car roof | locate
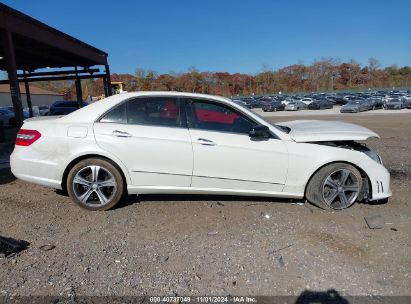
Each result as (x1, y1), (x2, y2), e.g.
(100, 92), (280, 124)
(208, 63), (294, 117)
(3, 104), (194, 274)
(58, 91), (291, 140)
(60, 91), (237, 123)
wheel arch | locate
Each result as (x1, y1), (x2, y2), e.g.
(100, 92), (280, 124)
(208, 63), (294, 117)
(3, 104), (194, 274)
(61, 154), (129, 193)
(304, 160), (372, 200)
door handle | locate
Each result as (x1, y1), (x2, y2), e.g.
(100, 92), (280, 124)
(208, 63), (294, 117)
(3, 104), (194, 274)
(197, 138), (216, 146)
(112, 130), (132, 137)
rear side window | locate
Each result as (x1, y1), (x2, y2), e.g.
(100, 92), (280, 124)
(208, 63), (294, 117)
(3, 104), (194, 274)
(100, 102), (126, 123)
(189, 100), (255, 134)
(99, 97), (182, 127)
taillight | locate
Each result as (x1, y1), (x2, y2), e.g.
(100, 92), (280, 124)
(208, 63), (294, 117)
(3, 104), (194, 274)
(16, 129), (42, 146)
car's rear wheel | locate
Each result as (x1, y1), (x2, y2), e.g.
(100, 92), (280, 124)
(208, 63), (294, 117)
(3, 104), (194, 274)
(67, 158), (125, 211)
(306, 163), (362, 210)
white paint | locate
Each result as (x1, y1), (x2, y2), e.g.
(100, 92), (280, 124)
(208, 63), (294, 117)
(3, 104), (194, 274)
(10, 91), (392, 203)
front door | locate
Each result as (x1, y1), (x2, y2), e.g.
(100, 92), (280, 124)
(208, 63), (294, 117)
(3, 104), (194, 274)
(185, 99), (288, 192)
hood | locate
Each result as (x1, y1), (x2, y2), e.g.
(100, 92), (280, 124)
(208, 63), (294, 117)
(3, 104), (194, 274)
(278, 120), (379, 142)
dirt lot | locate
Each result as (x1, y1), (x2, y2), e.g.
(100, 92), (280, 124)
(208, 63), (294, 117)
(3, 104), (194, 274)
(0, 112), (410, 298)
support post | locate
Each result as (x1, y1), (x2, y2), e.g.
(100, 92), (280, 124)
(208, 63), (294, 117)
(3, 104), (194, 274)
(105, 64), (112, 96)
(23, 70), (33, 117)
(1, 29), (24, 127)
(74, 66), (83, 108)
(103, 76), (108, 97)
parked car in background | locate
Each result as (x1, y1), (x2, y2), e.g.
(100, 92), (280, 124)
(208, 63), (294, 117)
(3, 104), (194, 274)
(262, 101), (285, 112)
(385, 98), (405, 110)
(49, 101), (88, 115)
(285, 101), (306, 111)
(247, 97), (261, 108)
(0, 107), (29, 125)
(367, 98), (384, 110)
(401, 97), (411, 108)
(334, 95), (348, 105)
(235, 97), (259, 109)
(340, 101), (369, 113)
(300, 97), (314, 105)
(38, 105), (50, 116)
(0, 108), (15, 126)
(281, 98), (296, 105)
(307, 100), (334, 110)
(11, 91), (391, 211)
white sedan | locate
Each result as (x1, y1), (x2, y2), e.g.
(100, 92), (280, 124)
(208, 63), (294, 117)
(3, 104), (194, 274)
(11, 92), (391, 211)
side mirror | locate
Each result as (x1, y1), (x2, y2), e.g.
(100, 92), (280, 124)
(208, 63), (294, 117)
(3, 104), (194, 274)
(249, 124), (271, 140)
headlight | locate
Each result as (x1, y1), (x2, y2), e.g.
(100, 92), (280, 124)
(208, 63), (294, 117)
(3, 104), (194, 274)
(364, 150), (383, 164)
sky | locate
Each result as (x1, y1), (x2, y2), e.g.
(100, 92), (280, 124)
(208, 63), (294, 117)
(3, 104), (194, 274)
(3, 0), (411, 75)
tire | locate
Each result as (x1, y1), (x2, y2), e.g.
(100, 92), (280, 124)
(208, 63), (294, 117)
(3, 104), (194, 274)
(306, 163), (363, 210)
(67, 158), (125, 211)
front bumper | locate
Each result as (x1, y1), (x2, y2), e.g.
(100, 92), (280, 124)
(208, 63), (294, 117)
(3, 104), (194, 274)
(357, 156), (392, 201)
(340, 108), (359, 113)
(386, 105), (401, 109)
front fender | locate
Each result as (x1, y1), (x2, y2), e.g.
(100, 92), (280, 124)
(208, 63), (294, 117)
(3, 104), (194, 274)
(282, 141), (366, 195)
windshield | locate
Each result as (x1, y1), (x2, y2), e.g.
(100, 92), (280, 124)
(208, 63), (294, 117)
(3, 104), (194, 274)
(220, 97), (287, 133)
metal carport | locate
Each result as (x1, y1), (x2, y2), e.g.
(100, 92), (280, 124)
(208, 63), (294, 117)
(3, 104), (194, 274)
(0, 3), (112, 126)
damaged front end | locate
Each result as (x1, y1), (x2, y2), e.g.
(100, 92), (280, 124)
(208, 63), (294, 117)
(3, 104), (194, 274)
(314, 141), (383, 165)
(311, 140), (384, 202)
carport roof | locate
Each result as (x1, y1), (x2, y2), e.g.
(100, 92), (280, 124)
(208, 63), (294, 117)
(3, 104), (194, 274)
(0, 3), (108, 71)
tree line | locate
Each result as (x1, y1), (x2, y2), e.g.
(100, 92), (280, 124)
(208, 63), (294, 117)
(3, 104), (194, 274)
(36, 58), (411, 100)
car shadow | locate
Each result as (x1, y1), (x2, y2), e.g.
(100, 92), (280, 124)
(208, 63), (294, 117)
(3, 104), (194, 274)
(114, 193), (298, 210)
(0, 168), (16, 185)
(361, 198), (389, 206)
(295, 289), (349, 304)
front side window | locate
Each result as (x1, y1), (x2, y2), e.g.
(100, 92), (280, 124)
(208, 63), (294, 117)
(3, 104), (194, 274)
(100, 97), (182, 127)
(189, 100), (255, 134)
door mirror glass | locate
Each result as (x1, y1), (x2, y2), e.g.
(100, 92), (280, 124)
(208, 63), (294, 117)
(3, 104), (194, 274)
(249, 124), (271, 139)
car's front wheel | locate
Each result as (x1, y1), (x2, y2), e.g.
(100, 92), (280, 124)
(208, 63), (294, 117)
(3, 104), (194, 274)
(67, 158), (125, 210)
(306, 163), (363, 210)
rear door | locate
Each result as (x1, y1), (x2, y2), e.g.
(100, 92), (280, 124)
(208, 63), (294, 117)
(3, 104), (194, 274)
(93, 96), (193, 187)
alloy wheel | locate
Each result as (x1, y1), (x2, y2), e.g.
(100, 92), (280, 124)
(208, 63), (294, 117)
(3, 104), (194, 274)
(72, 165), (117, 206)
(322, 169), (360, 209)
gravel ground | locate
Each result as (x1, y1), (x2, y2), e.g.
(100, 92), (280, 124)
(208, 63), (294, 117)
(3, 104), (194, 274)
(0, 112), (410, 298)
